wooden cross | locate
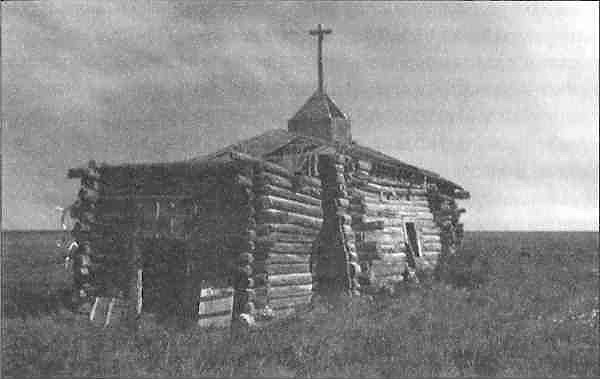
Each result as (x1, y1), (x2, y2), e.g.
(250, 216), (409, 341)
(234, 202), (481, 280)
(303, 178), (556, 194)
(309, 24), (332, 93)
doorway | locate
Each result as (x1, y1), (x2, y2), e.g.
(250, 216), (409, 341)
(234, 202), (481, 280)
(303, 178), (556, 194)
(141, 238), (187, 318)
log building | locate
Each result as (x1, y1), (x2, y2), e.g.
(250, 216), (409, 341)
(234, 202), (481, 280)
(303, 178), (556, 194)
(67, 25), (469, 325)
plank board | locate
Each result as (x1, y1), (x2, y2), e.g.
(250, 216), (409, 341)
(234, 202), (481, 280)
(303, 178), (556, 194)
(269, 294), (312, 310)
(269, 273), (313, 287)
(89, 297), (128, 327)
(263, 254), (311, 264)
(253, 262), (311, 275)
(269, 284), (313, 299)
(197, 314), (232, 328)
(197, 287), (233, 329)
(198, 296), (234, 316)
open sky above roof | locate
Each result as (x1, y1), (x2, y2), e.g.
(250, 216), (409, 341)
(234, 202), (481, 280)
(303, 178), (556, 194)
(3, 2), (597, 230)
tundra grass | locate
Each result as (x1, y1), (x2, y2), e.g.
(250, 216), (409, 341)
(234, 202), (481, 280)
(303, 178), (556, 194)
(2, 231), (599, 377)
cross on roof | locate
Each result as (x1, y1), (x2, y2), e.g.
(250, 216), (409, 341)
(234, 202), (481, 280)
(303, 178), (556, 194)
(309, 24), (332, 93)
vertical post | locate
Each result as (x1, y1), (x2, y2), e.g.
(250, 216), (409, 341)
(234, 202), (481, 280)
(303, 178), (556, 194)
(136, 268), (143, 315)
(127, 203), (143, 330)
(182, 239), (195, 324)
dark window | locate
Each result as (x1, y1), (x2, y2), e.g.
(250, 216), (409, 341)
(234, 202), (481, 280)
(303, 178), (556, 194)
(405, 222), (421, 258)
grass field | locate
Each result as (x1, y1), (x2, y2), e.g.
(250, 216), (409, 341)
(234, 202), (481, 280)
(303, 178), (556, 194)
(2, 231), (599, 377)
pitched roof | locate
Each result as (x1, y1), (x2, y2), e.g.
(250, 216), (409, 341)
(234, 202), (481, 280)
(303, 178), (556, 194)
(188, 129), (296, 164)
(186, 128), (468, 196)
(93, 127), (467, 198)
(289, 90), (347, 120)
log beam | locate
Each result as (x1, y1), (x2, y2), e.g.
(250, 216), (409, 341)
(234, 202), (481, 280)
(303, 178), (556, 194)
(256, 209), (323, 230)
(257, 195), (323, 218)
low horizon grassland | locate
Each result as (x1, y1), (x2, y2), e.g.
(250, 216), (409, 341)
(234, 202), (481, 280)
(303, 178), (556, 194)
(2, 231), (599, 378)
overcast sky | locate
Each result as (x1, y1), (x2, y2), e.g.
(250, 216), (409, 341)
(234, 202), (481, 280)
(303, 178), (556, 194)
(2, 1), (598, 230)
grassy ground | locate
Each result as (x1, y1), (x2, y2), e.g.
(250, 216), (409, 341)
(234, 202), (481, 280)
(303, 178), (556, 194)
(2, 231), (599, 377)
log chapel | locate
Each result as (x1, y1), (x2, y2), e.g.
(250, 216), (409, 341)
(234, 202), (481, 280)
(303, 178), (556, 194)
(67, 25), (469, 326)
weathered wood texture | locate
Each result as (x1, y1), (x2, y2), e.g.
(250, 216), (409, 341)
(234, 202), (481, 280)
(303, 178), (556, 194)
(346, 160), (441, 287)
(197, 287), (234, 328)
(69, 162), (255, 324)
(314, 153), (359, 294)
(269, 294), (313, 310)
(89, 297), (129, 328)
(251, 163), (321, 314)
(426, 189), (467, 268)
(232, 170), (257, 317)
(68, 151), (467, 323)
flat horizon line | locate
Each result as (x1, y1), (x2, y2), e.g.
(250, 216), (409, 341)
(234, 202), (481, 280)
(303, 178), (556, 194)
(2, 229), (599, 233)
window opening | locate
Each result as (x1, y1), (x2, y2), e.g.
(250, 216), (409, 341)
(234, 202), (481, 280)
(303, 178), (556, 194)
(404, 222), (421, 258)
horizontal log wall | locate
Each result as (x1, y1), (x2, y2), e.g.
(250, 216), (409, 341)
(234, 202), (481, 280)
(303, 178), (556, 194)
(426, 189), (467, 268)
(96, 164), (258, 321)
(70, 159), (323, 321)
(70, 163), (250, 323)
(253, 162), (322, 314)
(347, 159), (442, 287)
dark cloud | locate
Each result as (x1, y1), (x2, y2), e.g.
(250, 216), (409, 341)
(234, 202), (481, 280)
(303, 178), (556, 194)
(2, 1), (598, 230)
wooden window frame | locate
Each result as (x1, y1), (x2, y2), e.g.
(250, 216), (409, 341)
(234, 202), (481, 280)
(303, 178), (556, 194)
(404, 221), (422, 258)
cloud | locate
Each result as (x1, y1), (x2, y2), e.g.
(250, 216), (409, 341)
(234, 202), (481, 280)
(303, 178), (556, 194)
(2, 1), (598, 230)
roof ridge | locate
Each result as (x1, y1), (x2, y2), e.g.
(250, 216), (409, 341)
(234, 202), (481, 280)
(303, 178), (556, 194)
(182, 128), (466, 194)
